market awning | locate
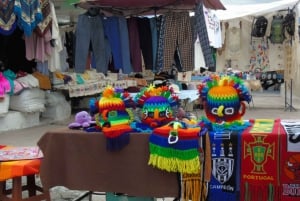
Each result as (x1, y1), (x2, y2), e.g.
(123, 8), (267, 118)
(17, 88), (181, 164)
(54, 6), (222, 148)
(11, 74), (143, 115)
(71, 0), (226, 16)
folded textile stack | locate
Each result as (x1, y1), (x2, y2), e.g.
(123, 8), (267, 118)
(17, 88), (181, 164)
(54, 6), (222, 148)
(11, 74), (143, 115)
(9, 88), (46, 113)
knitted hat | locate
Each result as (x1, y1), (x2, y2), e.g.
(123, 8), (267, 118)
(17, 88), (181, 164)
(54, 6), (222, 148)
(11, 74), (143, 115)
(134, 85), (179, 128)
(95, 86), (134, 151)
(198, 75), (251, 123)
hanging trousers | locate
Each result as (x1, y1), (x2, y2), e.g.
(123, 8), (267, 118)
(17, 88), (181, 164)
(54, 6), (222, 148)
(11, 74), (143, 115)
(127, 17), (142, 72)
(75, 13), (107, 73)
(103, 16), (123, 71)
(195, 3), (216, 71)
(118, 16), (132, 74)
(150, 17), (158, 71)
(103, 16), (132, 73)
(163, 12), (193, 72)
(137, 17), (153, 70)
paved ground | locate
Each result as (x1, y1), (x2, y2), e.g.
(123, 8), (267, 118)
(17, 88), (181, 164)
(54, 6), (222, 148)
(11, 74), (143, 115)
(1, 91), (300, 200)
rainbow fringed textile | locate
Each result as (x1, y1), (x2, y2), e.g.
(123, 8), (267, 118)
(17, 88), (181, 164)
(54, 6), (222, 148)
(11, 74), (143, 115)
(148, 121), (201, 174)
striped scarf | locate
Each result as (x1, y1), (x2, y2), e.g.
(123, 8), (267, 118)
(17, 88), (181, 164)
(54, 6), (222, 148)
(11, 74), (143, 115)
(241, 119), (281, 201)
(148, 124), (201, 174)
(148, 122), (209, 201)
(207, 125), (247, 201)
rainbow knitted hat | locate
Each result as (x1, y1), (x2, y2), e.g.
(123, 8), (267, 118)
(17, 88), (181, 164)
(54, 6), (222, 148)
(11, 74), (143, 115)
(198, 75), (251, 123)
(134, 85), (179, 128)
(95, 86), (134, 151)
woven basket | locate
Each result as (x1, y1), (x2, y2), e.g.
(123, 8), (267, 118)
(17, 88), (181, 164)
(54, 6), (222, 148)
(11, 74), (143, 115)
(0, 94), (10, 115)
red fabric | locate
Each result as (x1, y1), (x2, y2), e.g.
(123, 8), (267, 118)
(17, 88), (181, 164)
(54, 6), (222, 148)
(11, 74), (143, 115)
(153, 125), (201, 140)
(102, 124), (132, 138)
(0, 146), (41, 181)
(280, 124), (300, 200)
(241, 119), (281, 201)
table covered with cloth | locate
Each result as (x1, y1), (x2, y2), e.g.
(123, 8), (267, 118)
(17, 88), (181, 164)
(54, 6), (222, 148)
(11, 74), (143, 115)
(37, 128), (180, 198)
(0, 145), (41, 181)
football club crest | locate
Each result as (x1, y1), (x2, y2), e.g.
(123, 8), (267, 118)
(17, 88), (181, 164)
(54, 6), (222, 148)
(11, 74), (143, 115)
(244, 134), (275, 174)
(212, 142), (235, 184)
(212, 157), (234, 184)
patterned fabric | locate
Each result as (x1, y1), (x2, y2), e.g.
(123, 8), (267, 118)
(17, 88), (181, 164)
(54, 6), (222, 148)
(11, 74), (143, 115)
(148, 122), (201, 174)
(208, 129), (243, 201)
(0, 0), (17, 35)
(155, 15), (166, 71)
(14, 0), (43, 36)
(241, 119), (281, 201)
(194, 3), (215, 71)
(35, 0), (52, 36)
(0, 146), (41, 181)
(163, 12), (193, 72)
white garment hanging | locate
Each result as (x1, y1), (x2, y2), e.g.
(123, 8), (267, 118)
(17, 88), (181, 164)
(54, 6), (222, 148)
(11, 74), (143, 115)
(203, 5), (222, 48)
(194, 35), (206, 71)
(47, 0), (63, 72)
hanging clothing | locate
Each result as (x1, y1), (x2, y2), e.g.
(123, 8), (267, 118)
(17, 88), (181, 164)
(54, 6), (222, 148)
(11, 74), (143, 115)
(195, 3), (216, 71)
(149, 17), (158, 72)
(14, 0), (43, 36)
(103, 16), (132, 73)
(194, 35), (206, 70)
(117, 16), (132, 74)
(0, 0), (17, 35)
(25, 29), (52, 62)
(203, 5), (222, 49)
(155, 15), (166, 72)
(47, 1), (63, 72)
(127, 17), (142, 72)
(0, 27), (36, 73)
(137, 17), (153, 70)
(35, 0), (52, 36)
(65, 31), (75, 69)
(163, 12), (193, 72)
(75, 12), (107, 73)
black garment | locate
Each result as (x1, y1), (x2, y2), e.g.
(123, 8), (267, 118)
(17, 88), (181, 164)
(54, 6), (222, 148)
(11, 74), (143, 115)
(137, 17), (153, 70)
(0, 27), (36, 73)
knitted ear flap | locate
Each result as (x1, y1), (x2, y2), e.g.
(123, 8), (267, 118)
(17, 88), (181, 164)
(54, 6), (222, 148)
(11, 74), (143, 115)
(239, 102), (246, 117)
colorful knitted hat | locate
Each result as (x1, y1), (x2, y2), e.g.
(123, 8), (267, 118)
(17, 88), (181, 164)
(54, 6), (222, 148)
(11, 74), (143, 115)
(94, 86), (134, 151)
(134, 85), (179, 128)
(198, 75), (251, 123)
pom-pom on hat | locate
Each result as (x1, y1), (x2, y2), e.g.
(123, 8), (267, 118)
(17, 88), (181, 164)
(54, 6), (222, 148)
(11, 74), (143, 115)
(198, 75), (251, 123)
(98, 86), (126, 112)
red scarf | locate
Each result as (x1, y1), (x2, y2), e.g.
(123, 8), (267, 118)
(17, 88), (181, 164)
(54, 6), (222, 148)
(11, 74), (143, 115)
(280, 120), (300, 200)
(241, 119), (281, 201)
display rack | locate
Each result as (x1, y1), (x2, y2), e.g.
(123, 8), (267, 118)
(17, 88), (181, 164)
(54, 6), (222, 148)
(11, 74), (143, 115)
(284, 79), (297, 112)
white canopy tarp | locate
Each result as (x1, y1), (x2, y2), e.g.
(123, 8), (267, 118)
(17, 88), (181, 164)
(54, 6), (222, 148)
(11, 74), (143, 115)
(216, 0), (299, 21)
